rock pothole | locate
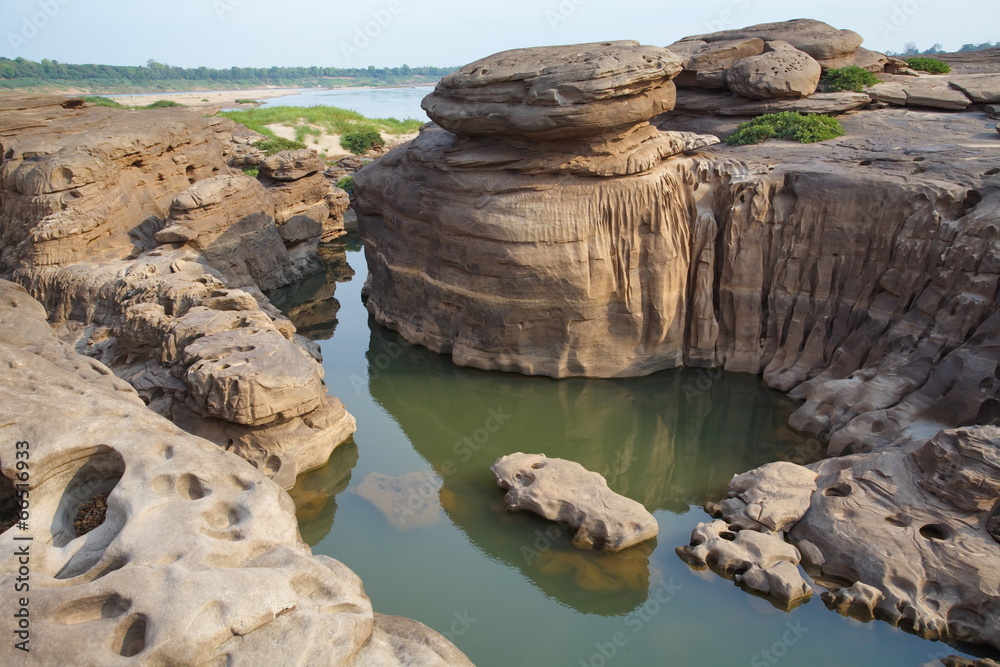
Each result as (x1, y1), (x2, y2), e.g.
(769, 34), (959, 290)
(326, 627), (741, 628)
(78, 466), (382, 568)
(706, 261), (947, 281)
(73, 491), (110, 537)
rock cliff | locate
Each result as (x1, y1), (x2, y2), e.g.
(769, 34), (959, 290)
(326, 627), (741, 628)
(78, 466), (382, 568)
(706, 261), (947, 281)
(0, 94), (354, 487)
(355, 35), (1000, 652)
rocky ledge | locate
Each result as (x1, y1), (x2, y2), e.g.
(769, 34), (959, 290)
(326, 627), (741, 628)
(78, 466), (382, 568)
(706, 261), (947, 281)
(355, 23), (1000, 654)
(0, 279), (471, 665)
(0, 94), (353, 486)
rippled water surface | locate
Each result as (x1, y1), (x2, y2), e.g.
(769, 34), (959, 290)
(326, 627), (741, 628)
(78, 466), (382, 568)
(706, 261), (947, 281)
(278, 239), (975, 667)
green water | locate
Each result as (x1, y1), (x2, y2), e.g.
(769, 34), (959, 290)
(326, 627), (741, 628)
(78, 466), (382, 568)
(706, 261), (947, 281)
(279, 238), (979, 667)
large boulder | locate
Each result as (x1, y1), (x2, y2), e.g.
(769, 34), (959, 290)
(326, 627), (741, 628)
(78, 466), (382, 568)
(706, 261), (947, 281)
(491, 453), (659, 552)
(422, 41), (683, 140)
(682, 18), (863, 60)
(669, 37), (766, 89)
(726, 40), (822, 99)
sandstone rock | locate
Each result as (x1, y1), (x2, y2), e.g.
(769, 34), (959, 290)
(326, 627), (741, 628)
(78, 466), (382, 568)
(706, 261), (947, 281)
(422, 41), (683, 140)
(868, 76), (973, 109)
(669, 37), (766, 89)
(816, 46), (889, 73)
(260, 148), (325, 180)
(821, 581), (885, 621)
(787, 427), (1000, 647)
(676, 520), (812, 609)
(491, 453), (658, 552)
(674, 89), (871, 116)
(948, 74), (1000, 103)
(726, 41), (822, 100)
(0, 97), (355, 488)
(725, 462), (817, 532)
(682, 18), (864, 60)
(0, 279), (470, 666)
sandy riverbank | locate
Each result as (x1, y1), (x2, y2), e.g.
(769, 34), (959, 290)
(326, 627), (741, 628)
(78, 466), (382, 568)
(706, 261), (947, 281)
(108, 88), (301, 108)
(265, 122), (420, 160)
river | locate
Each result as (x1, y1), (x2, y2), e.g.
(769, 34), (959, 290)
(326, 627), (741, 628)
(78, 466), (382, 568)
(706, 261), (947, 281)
(273, 237), (976, 667)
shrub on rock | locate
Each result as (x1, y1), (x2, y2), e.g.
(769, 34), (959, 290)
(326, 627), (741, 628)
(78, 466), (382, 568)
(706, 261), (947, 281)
(341, 130), (385, 155)
(823, 65), (880, 92)
(724, 112), (845, 145)
(906, 57), (951, 74)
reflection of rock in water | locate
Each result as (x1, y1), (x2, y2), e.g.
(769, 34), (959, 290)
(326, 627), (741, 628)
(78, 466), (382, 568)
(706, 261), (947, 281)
(268, 241), (356, 340)
(289, 440), (359, 546)
(353, 470), (443, 530)
(364, 323), (818, 615)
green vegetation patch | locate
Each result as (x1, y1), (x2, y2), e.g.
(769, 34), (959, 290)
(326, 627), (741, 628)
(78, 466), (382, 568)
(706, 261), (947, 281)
(81, 95), (186, 110)
(242, 166), (260, 177)
(724, 112), (845, 146)
(906, 57), (951, 74)
(252, 137), (308, 156)
(823, 66), (880, 92)
(336, 176), (355, 192)
(341, 130), (385, 155)
(235, 98), (258, 104)
(219, 105), (422, 147)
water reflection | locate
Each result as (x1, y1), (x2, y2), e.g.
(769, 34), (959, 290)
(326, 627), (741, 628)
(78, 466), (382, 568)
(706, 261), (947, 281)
(364, 323), (822, 615)
(268, 242), (355, 340)
(290, 440), (359, 545)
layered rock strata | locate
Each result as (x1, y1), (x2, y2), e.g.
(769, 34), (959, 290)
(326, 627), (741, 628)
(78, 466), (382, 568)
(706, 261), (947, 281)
(0, 279), (470, 665)
(356, 37), (1000, 652)
(0, 95), (354, 486)
(491, 453), (659, 552)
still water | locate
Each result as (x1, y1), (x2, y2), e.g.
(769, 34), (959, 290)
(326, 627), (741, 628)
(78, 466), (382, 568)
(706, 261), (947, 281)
(263, 86), (430, 121)
(277, 239), (974, 667)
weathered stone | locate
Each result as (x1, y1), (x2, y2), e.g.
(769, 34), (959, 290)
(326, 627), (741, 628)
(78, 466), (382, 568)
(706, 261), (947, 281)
(0, 279), (470, 666)
(727, 462), (818, 532)
(869, 76), (973, 109)
(669, 37), (766, 89)
(948, 74), (1000, 103)
(260, 148), (325, 180)
(422, 41), (683, 140)
(816, 46), (889, 73)
(491, 453), (658, 552)
(674, 89), (871, 116)
(726, 41), (822, 100)
(682, 18), (864, 60)
(821, 581), (885, 621)
(676, 520), (812, 609)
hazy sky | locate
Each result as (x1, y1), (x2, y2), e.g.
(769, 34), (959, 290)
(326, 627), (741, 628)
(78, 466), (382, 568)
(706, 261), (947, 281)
(2, 0), (997, 69)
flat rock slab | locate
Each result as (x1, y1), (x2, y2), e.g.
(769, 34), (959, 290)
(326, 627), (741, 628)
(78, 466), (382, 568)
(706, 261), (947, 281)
(491, 453), (658, 552)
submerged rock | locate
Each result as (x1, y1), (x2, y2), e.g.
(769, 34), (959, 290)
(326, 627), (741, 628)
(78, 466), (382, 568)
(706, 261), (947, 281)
(490, 453), (658, 552)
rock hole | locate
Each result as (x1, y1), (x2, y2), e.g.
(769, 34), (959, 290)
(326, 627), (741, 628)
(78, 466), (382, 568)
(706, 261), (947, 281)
(0, 473), (19, 534)
(919, 524), (951, 541)
(130, 160), (143, 168)
(885, 515), (909, 527)
(262, 455), (282, 476)
(871, 420), (884, 433)
(118, 615), (147, 657)
(163, 445), (174, 460)
(74, 491), (110, 537)
(176, 473), (210, 500)
(912, 156), (926, 162)
(981, 377), (995, 392)
(859, 160), (872, 166)
(52, 593), (131, 625)
(825, 484), (852, 498)
(976, 398), (1000, 425)
(530, 462), (546, 469)
(985, 168), (1000, 176)
(719, 531), (737, 541)
(962, 189), (983, 211)
(52, 447), (125, 547)
(727, 524), (742, 532)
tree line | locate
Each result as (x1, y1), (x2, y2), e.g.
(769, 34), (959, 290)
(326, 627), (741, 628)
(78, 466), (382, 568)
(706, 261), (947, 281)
(0, 57), (457, 89)
(887, 41), (998, 56)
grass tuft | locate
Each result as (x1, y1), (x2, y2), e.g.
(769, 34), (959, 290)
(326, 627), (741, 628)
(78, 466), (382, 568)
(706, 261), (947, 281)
(823, 66), (880, 92)
(724, 112), (845, 146)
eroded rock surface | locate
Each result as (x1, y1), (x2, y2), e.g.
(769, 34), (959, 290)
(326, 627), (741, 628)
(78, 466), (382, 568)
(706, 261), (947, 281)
(0, 279), (470, 665)
(0, 95), (354, 486)
(491, 453), (658, 552)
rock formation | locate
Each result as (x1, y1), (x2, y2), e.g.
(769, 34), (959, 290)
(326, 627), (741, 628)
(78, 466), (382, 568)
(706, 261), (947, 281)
(491, 453), (658, 552)
(0, 94), (353, 487)
(356, 32), (1000, 654)
(0, 279), (471, 665)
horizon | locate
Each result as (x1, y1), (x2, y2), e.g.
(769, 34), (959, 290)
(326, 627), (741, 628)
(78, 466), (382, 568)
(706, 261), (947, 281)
(1, 0), (997, 71)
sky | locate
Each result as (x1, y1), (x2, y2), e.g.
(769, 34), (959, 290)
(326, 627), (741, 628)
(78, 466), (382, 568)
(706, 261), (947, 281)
(1, 0), (997, 69)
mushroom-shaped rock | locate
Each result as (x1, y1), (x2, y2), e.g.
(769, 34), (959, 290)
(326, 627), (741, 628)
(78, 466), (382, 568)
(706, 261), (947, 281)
(490, 453), (658, 552)
(422, 41), (684, 140)
(681, 18), (864, 60)
(726, 41), (822, 100)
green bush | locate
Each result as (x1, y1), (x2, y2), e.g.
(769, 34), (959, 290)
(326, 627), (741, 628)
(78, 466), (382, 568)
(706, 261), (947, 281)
(823, 66), (881, 92)
(340, 130), (385, 155)
(724, 112), (845, 146)
(906, 57), (951, 74)
(252, 137), (307, 156)
(81, 95), (126, 108)
(145, 99), (185, 108)
(235, 98), (258, 104)
(242, 166), (260, 177)
(336, 176), (355, 192)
